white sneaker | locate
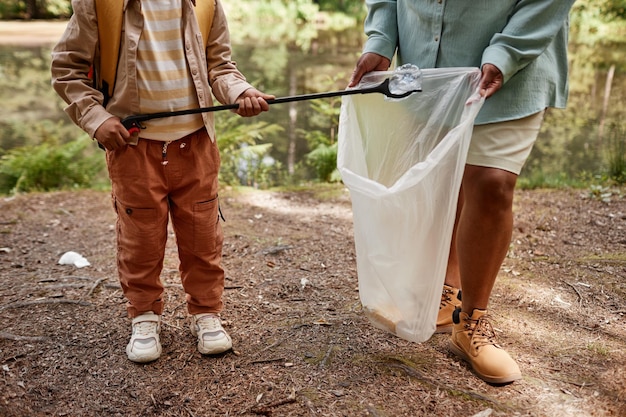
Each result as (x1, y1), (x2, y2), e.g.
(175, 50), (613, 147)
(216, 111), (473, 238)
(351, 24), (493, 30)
(191, 313), (232, 355)
(126, 312), (162, 363)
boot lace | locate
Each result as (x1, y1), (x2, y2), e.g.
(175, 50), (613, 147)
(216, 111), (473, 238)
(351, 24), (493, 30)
(440, 288), (453, 308)
(466, 314), (499, 349)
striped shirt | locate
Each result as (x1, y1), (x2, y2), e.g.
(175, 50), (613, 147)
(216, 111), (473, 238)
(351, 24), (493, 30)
(137, 0), (203, 140)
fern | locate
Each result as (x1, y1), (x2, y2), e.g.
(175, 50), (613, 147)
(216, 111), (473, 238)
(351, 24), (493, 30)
(0, 136), (105, 194)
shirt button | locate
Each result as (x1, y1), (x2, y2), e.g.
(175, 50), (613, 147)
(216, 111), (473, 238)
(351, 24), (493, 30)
(434, 36), (439, 42)
(126, 208), (133, 215)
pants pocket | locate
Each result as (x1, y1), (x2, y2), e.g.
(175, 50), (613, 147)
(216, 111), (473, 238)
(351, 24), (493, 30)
(115, 198), (165, 262)
(192, 196), (220, 254)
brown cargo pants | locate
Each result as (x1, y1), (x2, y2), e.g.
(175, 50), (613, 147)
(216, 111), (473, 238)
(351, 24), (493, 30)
(106, 128), (224, 318)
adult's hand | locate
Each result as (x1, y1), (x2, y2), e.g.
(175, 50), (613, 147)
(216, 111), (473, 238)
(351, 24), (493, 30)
(348, 53), (392, 87)
(94, 117), (131, 150)
(479, 64), (504, 98)
(235, 88), (275, 117)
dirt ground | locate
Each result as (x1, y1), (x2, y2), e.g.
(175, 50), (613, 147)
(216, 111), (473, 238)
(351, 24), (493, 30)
(1, 20), (626, 417)
(0, 185), (625, 417)
(0, 20), (68, 46)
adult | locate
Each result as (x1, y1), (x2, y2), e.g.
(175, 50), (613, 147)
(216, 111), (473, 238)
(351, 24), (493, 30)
(350, 0), (576, 384)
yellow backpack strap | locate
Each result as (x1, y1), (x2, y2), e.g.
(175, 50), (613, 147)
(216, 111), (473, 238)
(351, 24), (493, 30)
(95, 0), (214, 104)
(95, 0), (124, 101)
(195, 0), (216, 47)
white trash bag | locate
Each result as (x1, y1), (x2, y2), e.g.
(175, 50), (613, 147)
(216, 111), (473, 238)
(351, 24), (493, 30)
(337, 67), (483, 343)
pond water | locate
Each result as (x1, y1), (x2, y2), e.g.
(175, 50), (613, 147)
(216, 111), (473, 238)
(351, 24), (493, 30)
(0, 21), (624, 186)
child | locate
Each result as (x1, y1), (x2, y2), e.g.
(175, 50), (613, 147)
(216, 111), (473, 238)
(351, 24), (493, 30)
(51, 0), (274, 363)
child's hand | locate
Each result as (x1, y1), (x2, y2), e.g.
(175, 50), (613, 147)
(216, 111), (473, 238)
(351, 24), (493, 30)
(235, 88), (275, 117)
(94, 117), (131, 150)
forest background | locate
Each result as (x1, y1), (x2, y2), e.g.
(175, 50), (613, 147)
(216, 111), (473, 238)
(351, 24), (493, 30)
(0, 0), (625, 194)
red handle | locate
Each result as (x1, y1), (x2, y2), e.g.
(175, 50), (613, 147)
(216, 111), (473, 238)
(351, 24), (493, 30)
(127, 126), (140, 135)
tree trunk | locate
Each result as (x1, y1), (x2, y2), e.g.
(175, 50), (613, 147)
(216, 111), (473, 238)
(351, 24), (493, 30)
(598, 64), (615, 142)
(25, 0), (41, 19)
(287, 64), (298, 175)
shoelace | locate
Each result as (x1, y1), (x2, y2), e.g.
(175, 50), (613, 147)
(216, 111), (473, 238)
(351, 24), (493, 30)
(466, 315), (499, 349)
(196, 315), (222, 332)
(440, 288), (453, 308)
(134, 321), (158, 337)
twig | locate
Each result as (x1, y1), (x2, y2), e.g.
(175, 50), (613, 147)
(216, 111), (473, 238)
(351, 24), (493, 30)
(384, 359), (507, 407)
(546, 376), (594, 388)
(2, 353), (26, 363)
(366, 405), (383, 417)
(250, 333), (293, 357)
(95, 349), (110, 359)
(87, 277), (107, 296)
(257, 245), (293, 255)
(250, 397), (297, 416)
(250, 357), (285, 365)
(242, 325), (309, 366)
(57, 276), (97, 280)
(161, 320), (183, 331)
(0, 331), (46, 342)
(42, 284), (87, 289)
(319, 345), (334, 368)
(0, 299), (92, 311)
(385, 362), (428, 381)
(561, 279), (584, 304)
(179, 353), (195, 371)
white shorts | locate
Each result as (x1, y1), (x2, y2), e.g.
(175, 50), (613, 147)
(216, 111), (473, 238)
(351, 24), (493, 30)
(467, 111), (545, 175)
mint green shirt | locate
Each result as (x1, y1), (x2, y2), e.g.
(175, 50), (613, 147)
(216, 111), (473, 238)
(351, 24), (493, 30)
(363, 0), (575, 124)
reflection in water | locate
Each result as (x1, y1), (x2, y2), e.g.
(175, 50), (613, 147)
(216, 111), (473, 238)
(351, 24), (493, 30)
(0, 26), (624, 185)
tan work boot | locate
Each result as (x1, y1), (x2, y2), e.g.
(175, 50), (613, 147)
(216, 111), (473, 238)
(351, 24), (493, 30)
(449, 309), (521, 384)
(435, 284), (462, 333)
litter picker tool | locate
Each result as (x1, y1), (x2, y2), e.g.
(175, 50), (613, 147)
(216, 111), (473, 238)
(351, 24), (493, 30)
(121, 65), (422, 135)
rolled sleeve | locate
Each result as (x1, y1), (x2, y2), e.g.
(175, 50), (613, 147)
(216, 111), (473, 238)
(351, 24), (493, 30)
(50, 0), (115, 138)
(205, 0), (253, 105)
(367, 0), (575, 123)
(363, 0), (399, 60)
(481, 0), (576, 84)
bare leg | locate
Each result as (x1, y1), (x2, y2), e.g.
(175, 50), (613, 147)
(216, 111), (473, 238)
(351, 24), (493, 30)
(444, 187), (463, 290)
(453, 165), (517, 313)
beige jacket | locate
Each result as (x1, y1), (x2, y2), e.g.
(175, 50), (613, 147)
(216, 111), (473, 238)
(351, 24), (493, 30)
(51, 0), (253, 142)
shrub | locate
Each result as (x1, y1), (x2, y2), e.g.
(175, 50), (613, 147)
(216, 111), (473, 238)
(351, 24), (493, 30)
(0, 136), (105, 194)
(607, 123), (626, 184)
(305, 142), (340, 183)
(216, 113), (285, 188)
